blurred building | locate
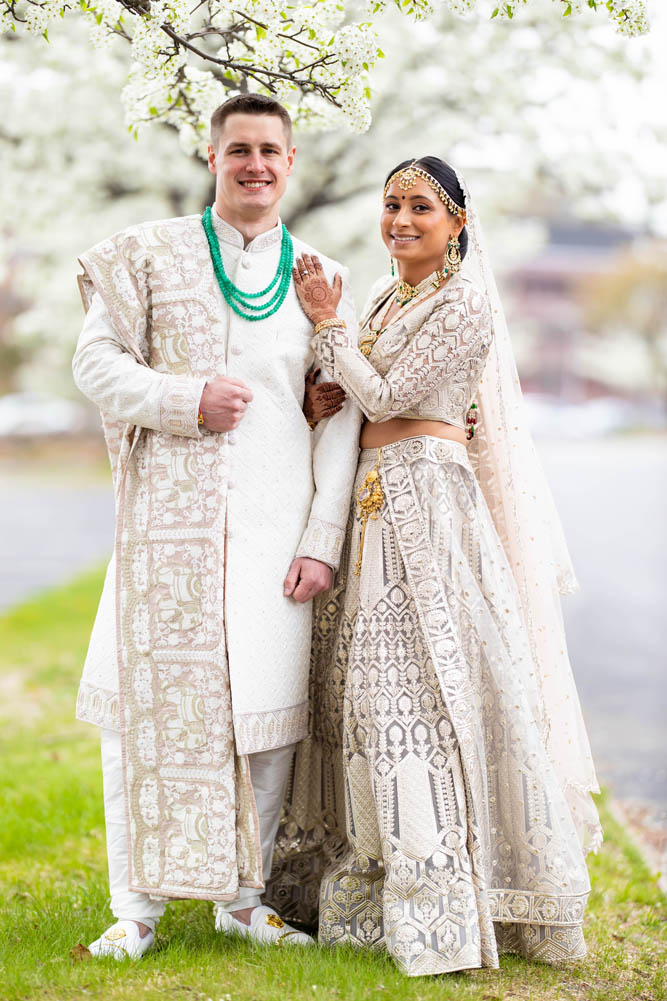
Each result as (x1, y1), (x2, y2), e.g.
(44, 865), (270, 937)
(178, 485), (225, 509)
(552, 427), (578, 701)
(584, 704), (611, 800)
(508, 220), (635, 401)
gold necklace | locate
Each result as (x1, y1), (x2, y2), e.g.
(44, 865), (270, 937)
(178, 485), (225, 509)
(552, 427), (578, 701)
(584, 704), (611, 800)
(360, 290), (392, 360)
(395, 267), (448, 307)
(359, 328), (383, 358)
(359, 269), (449, 357)
(359, 291), (395, 358)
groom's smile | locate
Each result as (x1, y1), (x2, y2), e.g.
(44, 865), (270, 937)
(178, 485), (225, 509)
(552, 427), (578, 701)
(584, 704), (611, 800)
(207, 112), (295, 231)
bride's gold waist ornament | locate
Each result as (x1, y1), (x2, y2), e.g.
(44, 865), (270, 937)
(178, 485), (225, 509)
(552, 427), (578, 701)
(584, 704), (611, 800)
(354, 449), (384, 576)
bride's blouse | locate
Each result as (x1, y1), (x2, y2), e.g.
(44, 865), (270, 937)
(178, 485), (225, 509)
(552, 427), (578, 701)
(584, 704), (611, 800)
(312, 272), (492, 428)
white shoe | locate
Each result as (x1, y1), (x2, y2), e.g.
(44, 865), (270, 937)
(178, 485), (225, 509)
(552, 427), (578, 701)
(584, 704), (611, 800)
(215, 905), (314, 946)
(88, 920), (155, 960)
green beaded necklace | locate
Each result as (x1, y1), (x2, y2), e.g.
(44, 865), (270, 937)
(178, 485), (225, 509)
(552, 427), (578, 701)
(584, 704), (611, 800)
(201, 206), (294, 322)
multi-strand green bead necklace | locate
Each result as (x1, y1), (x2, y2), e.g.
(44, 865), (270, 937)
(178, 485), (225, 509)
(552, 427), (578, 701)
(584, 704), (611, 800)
(201, 206), (294, 322)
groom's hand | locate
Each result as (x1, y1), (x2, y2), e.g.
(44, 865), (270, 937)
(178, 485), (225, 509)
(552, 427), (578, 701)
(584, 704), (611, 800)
(283, 557), (332, 603)
(199, 376), (253, 432)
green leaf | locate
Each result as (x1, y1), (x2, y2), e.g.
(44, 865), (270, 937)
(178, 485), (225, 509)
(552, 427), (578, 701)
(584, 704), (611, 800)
(377, 48), (385, 57)
(363, 86), (371, 98)
(42, 28), (49, 41)
(255, 25), (266, 39)
(491, 5), (499, 15)
(148, 105), (158, 115)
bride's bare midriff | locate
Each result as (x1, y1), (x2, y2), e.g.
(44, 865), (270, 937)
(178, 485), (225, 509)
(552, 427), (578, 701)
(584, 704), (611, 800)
(359, 417), (467, 449)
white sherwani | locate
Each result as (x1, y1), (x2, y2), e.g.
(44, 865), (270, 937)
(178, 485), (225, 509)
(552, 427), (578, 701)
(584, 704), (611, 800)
(72, 207), (361, 900)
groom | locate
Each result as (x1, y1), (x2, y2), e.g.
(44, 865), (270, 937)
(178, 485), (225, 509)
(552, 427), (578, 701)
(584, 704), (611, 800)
(72, 93), (360, 957)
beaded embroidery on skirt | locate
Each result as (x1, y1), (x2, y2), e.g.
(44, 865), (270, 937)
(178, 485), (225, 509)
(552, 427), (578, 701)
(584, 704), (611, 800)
(268, 436), (590, 975)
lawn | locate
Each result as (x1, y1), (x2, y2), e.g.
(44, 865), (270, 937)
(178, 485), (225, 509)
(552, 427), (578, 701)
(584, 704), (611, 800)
(0, 570), (665, 1001)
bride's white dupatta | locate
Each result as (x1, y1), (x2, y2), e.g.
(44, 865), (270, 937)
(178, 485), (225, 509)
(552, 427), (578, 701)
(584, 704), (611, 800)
(460, 169), (602, 853)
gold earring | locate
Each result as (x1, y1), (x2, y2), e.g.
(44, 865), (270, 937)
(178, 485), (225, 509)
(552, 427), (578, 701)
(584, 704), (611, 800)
(445, 235), (462, 274)
(390, 255), (395, 277)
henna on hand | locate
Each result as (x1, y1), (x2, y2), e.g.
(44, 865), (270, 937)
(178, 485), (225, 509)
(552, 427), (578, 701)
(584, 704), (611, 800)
(303, 371), (346, 423)
(293, 253), (343, 324)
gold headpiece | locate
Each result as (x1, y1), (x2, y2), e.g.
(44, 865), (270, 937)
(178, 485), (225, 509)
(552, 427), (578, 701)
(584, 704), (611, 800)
(383, 160), (465, 219)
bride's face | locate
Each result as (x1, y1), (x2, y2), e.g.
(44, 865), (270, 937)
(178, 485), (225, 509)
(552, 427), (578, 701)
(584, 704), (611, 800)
(381, 177), (462, 272)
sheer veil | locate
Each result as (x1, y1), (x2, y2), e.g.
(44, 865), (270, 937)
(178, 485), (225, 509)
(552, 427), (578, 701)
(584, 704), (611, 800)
(457, 168), (602, 853)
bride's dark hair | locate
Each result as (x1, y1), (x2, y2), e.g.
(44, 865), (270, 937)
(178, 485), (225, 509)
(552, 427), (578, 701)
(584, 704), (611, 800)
(384, 156), (468, 260)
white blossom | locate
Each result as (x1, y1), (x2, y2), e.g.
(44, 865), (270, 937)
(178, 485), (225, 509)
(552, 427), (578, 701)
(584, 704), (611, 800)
(607, 0), (649, 37)
(333, 23), (378, 72)
(0, 2), (661, 398)
(1, 0), (650, 149)
(444, 0), (476, 14)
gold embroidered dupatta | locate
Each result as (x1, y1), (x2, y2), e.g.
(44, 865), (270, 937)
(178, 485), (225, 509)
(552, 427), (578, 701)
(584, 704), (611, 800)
(78, 216), (262, 900)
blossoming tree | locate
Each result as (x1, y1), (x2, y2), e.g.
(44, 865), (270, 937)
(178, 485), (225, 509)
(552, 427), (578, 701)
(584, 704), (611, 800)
(1, 0), (650, 153)
(0, 1), (658, 393)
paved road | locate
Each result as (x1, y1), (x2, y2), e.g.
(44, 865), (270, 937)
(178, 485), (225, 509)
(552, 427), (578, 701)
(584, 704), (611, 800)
(1, 436), (665, 818)
(0, 473), (115, 612)
(539, 436), (667, 821)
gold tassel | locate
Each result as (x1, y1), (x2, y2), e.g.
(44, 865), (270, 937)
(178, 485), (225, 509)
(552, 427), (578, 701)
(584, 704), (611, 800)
(354, 449), (384, 576)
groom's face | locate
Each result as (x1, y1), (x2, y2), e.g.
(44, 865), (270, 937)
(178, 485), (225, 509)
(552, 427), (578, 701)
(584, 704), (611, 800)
(208, 113), (295, 221)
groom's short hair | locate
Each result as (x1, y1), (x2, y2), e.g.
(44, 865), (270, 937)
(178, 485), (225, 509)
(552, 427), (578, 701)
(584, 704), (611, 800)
(211, 94), (293, 148)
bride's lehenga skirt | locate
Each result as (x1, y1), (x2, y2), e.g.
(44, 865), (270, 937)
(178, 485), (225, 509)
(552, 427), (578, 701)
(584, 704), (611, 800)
(267, 436), (591, 976)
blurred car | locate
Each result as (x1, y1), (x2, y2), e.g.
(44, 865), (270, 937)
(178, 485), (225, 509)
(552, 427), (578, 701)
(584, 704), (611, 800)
(0, 392), (88, 436)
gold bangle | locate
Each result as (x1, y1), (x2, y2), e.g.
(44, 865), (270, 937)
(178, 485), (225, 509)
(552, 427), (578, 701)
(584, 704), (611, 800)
(314, 317), (345, 335)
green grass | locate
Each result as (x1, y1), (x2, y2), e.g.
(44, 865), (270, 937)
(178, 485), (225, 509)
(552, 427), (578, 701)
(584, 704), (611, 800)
(0, 571), (665, 1001)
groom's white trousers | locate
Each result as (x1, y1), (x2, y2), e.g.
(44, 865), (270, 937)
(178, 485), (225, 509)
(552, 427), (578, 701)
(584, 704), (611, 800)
(100, 728), (295, 927)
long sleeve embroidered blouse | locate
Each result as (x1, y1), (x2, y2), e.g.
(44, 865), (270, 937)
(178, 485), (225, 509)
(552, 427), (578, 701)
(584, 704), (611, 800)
(312, 274), (492, 428)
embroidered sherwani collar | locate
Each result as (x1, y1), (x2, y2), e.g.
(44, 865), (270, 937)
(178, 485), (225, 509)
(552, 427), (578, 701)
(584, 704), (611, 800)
(211, 205), (283, 253)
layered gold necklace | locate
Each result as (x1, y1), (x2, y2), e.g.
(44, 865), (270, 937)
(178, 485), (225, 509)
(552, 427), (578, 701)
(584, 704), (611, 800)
(359, 267), (449, 358)
(395, 266), (449, 306)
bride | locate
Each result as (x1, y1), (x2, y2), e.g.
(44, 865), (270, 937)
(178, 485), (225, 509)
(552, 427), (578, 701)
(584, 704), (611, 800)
(268, 157), (601, 977)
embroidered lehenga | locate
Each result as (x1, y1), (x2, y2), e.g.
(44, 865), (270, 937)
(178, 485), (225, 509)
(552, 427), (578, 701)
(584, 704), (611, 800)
(267, 179), (601, 976)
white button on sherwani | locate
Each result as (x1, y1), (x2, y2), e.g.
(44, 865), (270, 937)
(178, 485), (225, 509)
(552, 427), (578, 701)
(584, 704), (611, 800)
(72, 208), (362, 901)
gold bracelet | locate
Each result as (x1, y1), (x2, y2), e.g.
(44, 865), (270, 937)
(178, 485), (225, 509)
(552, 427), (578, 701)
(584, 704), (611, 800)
(307, 419), (317, 431)
(314, 317), (345, 335)
(198, 412), (204, 427)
